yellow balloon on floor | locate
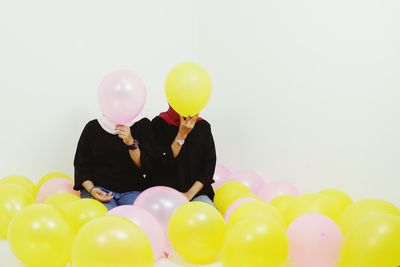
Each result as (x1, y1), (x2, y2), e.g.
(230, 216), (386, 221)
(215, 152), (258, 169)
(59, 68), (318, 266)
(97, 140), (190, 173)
(227, 201), (284, 228)
(269, 194), (296, 214)
(319, 188), (353, 214)
(37, 172), (73, 189)
(214, 181), (252, 215)
(165, 62), (212, 117)
(222, 216), (288, 267)
(284, 193), (340, 225)
(0, 184), (34, 238)
(168, 202), (226, 264)
(0, 175), (36, 196)
(338, 214), (400, 267)
(8, 204), (74, 267)
(72, 216), (154, 267)
(339, 198), (400, 234)
(64, 198), (108, 233)
(44, 192), (80, 213)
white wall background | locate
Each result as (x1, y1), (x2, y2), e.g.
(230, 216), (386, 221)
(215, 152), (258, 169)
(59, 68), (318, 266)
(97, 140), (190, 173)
(1, 0), (399, 205)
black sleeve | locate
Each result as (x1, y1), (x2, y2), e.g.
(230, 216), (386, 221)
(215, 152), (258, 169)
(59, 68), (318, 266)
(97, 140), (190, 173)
(73, 122), (94, 190)
(151, 117), (177, 169)
(197, 126), (217, 186)
(132, 118), (158, 175)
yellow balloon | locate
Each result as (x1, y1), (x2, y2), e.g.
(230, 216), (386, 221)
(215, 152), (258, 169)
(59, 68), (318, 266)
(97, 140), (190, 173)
(339, 198), (400, 234)
(37, 172), (73, 189)
(64, 198), (108, 233)
(0, 184), (34, 238)
(338, 214), (400, 267)
(0, 175), (36, 196)
(165, 62), (212, 117)
(214, 181), (252, 215)
(8, 204), (74, 267)
(168, 202), (226, 264)
(284, 193), (340, 225)
(319, 188), (353, 214)
(227, 201), (284, 229)
(72, 216), (154, 267)
(44, 192), (80, 213)
(269, 194), (296, 214)
(222, 216), (288, 267)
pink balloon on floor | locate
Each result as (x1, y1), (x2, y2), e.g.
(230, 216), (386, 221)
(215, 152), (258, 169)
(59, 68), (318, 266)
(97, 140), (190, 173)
(228, 170), (266, 194)
(134, 186), (188, 232)
(36, 178), (79, 203)
(98, 70), (146, 124)
(257, 181), (300, 202)
(107, 205), (167, 260)
(212, 164), (232, 190)
(224, 197), (259, 222)
(287, 213), (343, 267)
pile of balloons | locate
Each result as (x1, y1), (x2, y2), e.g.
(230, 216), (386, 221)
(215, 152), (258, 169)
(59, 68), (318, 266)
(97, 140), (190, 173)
(211, 164), (400, 267)
(0, 173), (188, 267)
(2, 166), (399, 267)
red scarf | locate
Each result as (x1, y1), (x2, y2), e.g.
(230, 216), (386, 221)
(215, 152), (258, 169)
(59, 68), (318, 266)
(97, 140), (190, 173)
(159, 106), (203, 126)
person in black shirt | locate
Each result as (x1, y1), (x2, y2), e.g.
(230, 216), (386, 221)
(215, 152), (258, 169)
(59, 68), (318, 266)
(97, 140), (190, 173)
(73, 117), (154, 210)
(151, 106), (216, 206)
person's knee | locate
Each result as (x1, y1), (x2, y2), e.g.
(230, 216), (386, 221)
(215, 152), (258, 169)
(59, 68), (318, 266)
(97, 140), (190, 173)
(80, 189), (92, 199)
(117, 191), (141, 206)
(103, 200), (118, 210)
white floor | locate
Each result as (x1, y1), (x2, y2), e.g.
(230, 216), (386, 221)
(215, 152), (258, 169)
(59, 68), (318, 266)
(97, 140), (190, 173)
(0, 240), (222, 267)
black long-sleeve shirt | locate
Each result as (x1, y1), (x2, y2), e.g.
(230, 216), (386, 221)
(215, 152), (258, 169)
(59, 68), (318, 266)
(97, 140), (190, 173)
(73, 118), (155, 192)
(151, 116), (216, 200)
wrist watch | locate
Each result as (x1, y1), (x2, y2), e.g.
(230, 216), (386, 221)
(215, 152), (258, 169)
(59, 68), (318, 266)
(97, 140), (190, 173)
(175, 139), (185, 146)
(127, 139), (139, 150)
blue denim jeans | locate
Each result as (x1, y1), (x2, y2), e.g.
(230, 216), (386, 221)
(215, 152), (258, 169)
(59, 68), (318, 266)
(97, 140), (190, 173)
(80, 186), (141, 210)
(192, 195), (215, 207)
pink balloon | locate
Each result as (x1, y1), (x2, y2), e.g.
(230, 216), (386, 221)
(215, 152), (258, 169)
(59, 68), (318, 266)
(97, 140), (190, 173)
(224, 197), (259, 222)
(212, 164), (232, 190)
(257, 181), (300, 202)
(287, 213), (343, 267)
(228, 170), (266, 194)
(134, 186), (188, 232)
(98, 70), (146, 124)
(36, 178), (79, 202)
(107, 205), (167, 260)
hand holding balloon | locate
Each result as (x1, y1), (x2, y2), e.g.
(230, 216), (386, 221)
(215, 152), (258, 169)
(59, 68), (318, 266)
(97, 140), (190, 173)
(115, 125), (134, 145)
(177, 115), (198, 140)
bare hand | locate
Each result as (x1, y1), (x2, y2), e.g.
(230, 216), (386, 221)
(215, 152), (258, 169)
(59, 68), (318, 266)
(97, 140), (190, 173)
(115, 125), (134, 145)
(177, 115), (198, 139)
(90, 188), (113, 202)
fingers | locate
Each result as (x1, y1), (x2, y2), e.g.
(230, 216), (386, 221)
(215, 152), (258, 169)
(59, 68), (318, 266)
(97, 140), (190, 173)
(115, 125), (130, 133)
(93, 189), (113, 202)
(190, 115), (198, 123)
(115, 128), (128, 135)
(187, 115), (197, 127)
(117, 134), (126, 139)
(96, 193), (113, 202)
(115, 127), (133, 141)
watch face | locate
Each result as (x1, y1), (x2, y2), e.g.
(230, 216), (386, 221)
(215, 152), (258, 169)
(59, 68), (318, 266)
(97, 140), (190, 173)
(176, 139), (185, 146)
